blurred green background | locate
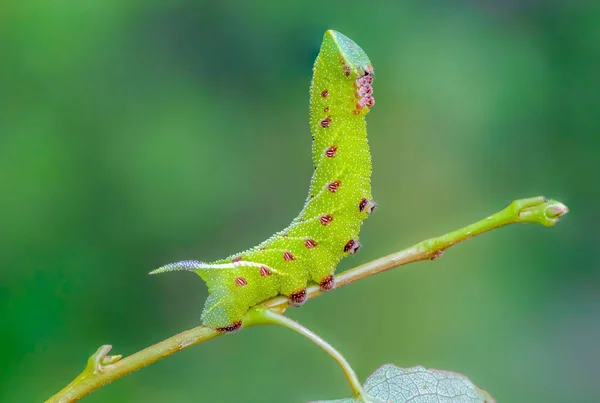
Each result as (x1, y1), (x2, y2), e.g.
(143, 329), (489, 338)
(1, 1), (598, 402)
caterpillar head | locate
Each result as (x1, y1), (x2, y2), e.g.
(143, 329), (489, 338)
(324, 30), (373, 79)
(319, 30), (375, 116)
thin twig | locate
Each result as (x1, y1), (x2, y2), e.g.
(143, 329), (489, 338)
(252, 307), (367, 400)
(45, 196), (568, 403)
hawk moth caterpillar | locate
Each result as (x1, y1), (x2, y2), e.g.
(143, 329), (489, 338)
(151, 30), (376, 331)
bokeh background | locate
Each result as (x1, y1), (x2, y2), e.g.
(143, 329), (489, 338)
(1, 1), (598, 402)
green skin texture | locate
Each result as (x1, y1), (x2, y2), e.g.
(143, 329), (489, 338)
(154, 31), (375, 329)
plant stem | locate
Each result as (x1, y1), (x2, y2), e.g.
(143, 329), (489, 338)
(45, 196), (568, 403)
(249, 307), (367, 400)
(46, 327), (220, 403)
(263, 196), (568, 307)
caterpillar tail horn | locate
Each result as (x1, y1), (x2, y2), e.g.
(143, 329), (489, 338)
(150, 260), (279, 275)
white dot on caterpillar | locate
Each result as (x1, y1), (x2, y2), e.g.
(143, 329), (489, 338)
(327, 180), (341, 193)
(320, 215), (333, 226)
(343, 239), (361, 255)
(234, 277), (247, 287)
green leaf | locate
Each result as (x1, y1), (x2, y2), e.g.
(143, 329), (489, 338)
(312, 364), (494, 403)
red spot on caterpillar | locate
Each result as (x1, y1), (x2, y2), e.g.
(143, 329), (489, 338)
(320, 274), (336, 291)
(321, 90), (329, 98)
(289, 289), (307, 306)
(232, 256), (242, 263)
(320, 116), (331, 128)
(320, 215), (333, 226)
(216, 321), (242, 332)
(235, 277), (247, 286)
(324, 107), (329, 112)
(327, 180), (341, 193)
(343, 64), (351, 76)
(359, 198), (377, 214)
(283, 251), (295, 261)
(325, 145), (337, 158)
(259, 265), (272, 276)
(304, 238), (317, 249)
(343, 239), (361, 255)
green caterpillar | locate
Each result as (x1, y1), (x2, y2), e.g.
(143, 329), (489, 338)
(151, 30), (376, 331)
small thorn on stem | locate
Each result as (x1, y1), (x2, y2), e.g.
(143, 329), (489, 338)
(430, 250), (444, 261)
(102, 354), (122, 366)
(87, 345), (119, 373)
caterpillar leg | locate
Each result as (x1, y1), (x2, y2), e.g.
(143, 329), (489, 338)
(319, 274), (336, 291)
(284, 279), (309, 306)
(288, 289), (308, 306)
(264, 251), (309, 306)
(280, 269), (309, 307)
(216, 321), (242, 333)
